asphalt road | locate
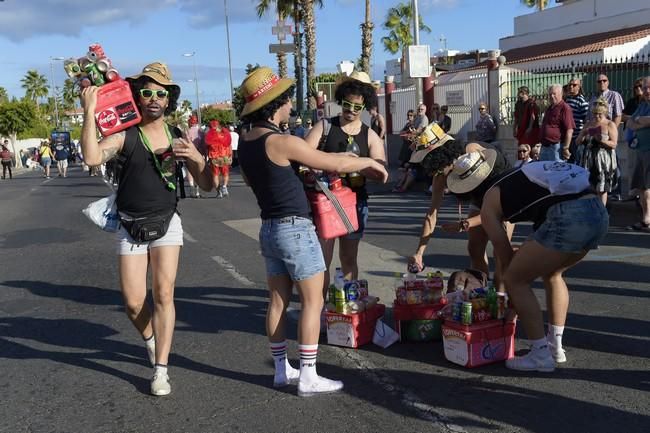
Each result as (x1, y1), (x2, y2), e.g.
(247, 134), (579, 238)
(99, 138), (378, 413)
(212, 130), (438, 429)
(0, 165), (648, 433)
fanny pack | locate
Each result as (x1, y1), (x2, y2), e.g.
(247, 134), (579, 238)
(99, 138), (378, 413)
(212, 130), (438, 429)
(120, 209), (176, 243)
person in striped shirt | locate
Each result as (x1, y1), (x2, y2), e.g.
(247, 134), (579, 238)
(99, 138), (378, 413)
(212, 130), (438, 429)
(565, 78), (590, 163)
(587, 74), (625, 127)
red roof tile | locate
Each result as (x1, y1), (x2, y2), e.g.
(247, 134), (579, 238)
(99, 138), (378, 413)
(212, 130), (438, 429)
(503, 23), (650, 64)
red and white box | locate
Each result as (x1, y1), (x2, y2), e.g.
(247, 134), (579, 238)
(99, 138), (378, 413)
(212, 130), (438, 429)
(307, 187), (358, 240)
(325, 303), (385, 348)
(95, 79), (141, 136)
(393, 302), (445, 342)
(442, 319), (516, 368)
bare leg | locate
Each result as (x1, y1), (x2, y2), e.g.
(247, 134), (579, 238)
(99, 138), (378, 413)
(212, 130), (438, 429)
(118, 254), (153, 338)
(295, 273), (325, 345)
(641, 189), (650, 225)
(149, 246), (181, 366)
(466, 213), (489, 276)
(600, 191), (607, 206)
(504, 239), (587, 341)
(266, 274), (293, 342)
(319, 237), (336, 297)
(339, 238), (360, 281)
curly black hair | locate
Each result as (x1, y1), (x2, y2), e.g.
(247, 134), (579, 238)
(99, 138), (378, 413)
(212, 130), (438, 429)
(420, 139), (465, 175)
(129, 76), (179, 116)
(335, 80), (378, 111)
(240, 85), (296, 124)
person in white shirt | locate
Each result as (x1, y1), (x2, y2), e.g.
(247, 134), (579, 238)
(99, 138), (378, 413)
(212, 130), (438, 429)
(229, 125), (240, 167)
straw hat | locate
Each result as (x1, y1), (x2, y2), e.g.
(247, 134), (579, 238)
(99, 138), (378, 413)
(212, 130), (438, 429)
(127, 62), (180, 95)
(447, 149), (498, 194)
(409, 122), (455, 164)
(240, 67), (295, 116)
(335, 70), (373, 87)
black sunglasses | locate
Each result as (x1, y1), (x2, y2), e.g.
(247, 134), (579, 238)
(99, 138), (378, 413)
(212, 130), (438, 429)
(139, 89), (169, 99)
(597, 79), (608, 83)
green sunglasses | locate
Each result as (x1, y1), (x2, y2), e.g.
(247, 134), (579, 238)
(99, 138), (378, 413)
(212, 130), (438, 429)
(341, 99), (365, 113)
(139, 89), (169, 99)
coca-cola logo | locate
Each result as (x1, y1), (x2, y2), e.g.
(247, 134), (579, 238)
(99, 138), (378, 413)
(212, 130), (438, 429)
(97, 109), (118, 129)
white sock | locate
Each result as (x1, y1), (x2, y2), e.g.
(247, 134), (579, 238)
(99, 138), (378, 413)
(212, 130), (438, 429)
(270, 341), (298, 382)
(144, 334), (156, 366)
(154, 364), (168, 376)
(299, 344), (319, 383)
(547, 324), (564, 348)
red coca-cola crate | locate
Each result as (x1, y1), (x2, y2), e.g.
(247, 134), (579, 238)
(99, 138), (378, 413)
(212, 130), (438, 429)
(325, 303), (385, 348)
(307, 187), (358, 240)
(393, 302), (445, 342)
(442, 319), (516, 368)
(95, 79), (141, 136)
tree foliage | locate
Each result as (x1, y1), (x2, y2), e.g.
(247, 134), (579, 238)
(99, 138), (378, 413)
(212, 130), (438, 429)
(0, 99), (36, 137)
(520, 0), (549, 11)
(21, 69), (49, 103)
(381, 2), (431, 55)
(201, 106), (235, 126)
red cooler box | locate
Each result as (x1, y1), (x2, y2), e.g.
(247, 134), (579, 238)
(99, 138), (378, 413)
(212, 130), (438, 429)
(442, 319), (516, 368)
(95, 79), (141, 136)
(325, 303), (385, 348)
(393, 302), (445, 342)
(308, 187), (358, 240)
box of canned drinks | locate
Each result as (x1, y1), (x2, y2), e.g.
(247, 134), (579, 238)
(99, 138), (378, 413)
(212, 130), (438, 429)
(325, 303), (386, 348)
(442, 319), (516, 368)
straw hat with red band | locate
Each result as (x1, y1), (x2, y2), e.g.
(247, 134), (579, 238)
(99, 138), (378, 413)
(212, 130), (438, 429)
(409, 122), (455, 164)
(447, 149), (497, 194)
(335, 70), (373, 87)
(240, 67), (295, 117)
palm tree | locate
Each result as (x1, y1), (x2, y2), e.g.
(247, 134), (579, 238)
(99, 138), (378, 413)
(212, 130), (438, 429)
(21, 69), (49, 104)
(256, 0), (293, 78)
(520, 0), (549, 11)
(381, 3), (431, 80)
(359, 0), (373, 75)
(302, 0), (318, 109)
(61, 79), (77, 112)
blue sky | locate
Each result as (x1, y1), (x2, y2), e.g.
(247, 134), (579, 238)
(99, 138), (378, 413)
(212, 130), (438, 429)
(0, 0), (549, 105)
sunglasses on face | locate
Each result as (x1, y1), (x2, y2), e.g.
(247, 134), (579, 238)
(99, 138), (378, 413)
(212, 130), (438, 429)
(569, 83), (579, 87)
(479, 107), (486, 110)
(341, 100), (365, 113)
(139, 89), (169, 99)
(597, 79), (608, 83)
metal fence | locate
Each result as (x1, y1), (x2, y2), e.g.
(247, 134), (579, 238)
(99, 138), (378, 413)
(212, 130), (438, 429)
(499, 54), (650, 124)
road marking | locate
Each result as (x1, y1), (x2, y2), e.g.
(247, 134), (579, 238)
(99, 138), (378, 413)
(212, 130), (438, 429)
(585, 250), (650, 261)
(211, 255), (255, 287)
(334, 347), (466, 431)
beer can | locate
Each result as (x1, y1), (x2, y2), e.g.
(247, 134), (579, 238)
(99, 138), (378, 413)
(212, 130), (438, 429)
(452, 301), (463, 322)
(334, 286), (346, 313)
(357, 279), (369, 298)
(461, 301), (473, 325)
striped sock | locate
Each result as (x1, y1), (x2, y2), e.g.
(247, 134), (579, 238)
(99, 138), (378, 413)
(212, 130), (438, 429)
(270, 341), (288, 372)
(299, 344), (319, 383)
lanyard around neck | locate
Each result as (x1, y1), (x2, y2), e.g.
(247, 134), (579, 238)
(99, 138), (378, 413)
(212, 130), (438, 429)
(138, 125), (176, 191)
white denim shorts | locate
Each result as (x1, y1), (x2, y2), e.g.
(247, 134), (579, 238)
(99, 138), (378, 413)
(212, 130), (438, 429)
(116, 212), (184, 256)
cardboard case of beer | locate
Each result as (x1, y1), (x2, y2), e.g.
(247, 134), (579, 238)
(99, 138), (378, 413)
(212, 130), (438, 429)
(95, 79), (141, 136)
(393, 302), (445, 342)
(325, 303), (386, 348)
(442, 319), (516, 368)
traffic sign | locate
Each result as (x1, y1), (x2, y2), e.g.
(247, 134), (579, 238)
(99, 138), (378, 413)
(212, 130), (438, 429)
(269, 43), (294, 54)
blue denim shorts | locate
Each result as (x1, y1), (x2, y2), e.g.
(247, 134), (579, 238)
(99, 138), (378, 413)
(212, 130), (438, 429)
(341, 197), (369, 241)
(539, 143), (561, 162)
(532, 195), (609, 253)
(259, 216), (326, 281)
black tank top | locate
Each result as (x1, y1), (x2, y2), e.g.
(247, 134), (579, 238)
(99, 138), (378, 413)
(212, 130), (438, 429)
(321, 117), (370, 199)
(238, 132), (311, 220)
(491, 169), (587, 229)
(116, 126), (178, 218)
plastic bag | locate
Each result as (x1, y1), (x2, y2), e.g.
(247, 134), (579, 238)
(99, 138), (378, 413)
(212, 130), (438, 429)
(82, 192), (119, 232)
(372, 318), (399, 349)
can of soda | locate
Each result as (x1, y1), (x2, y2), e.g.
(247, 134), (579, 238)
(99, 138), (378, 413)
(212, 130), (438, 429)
(452, 301), (463, 322)
(461, 301), (473, 325)
(357, 279), (369, 298)
(344, 282), (360, 301)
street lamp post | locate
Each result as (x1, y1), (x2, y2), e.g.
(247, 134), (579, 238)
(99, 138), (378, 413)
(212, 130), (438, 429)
(224, 0), (235, 105)
(183, 52), (201, 126)
(50, 56), (65, 129)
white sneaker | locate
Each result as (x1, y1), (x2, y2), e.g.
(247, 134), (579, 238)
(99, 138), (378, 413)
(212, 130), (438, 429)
(150, 372), (171, 396)
(297, 376), (344, 397)
(217, 189), (223, 198)
(221, 185), (229, 197)
(548, 341), (567, 363)
(505, 347), (555, 372)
